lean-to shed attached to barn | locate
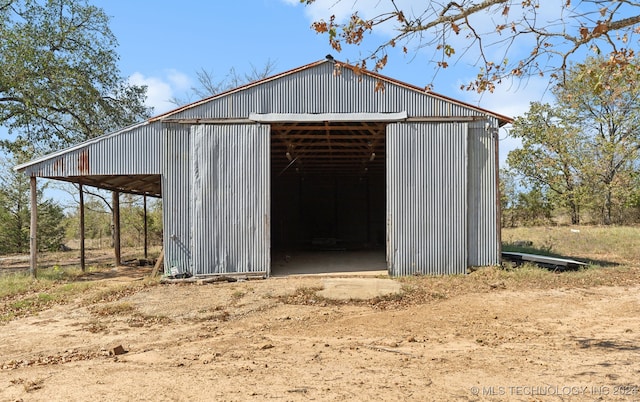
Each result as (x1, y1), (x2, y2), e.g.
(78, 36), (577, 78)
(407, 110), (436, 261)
(16, 58), (512, 277)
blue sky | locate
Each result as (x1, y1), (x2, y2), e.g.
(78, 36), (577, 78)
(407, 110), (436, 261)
(97, 0), (561, 166)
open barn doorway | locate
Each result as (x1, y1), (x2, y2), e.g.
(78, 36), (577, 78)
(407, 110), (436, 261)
(270, 121), (387, 275)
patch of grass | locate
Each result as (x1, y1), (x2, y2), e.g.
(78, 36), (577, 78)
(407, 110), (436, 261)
(10, 298), (34, 310)
(127, 313), (173, 327)
(90, 302), (137, 316)
(278, 284), (447, 309)
(0, 265), (156, 324)
(82, 319), (108, 333)
(231, 290), (246, 300)
(475, 263), (639, 289)
(10, 378), (45, 392)
(278, 286), (326, 305)
(82, 279), (158, 305)
(2, 292), (64, 323)
(0, 272), (50, 299)
(37, 292), (54, 302)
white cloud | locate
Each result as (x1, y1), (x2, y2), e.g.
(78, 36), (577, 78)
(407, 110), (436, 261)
(166, 69), (192, 92)
(128, 70), (192, 115)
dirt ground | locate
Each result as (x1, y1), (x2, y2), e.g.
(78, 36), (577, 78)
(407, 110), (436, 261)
(1, 266), (639, 402)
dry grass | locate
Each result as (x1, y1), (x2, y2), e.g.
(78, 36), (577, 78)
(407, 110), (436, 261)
(0, 265), (158, 324)
(502, 225), (640, 265)
(82, 280), (158, 305)
(0, 267), (101, 323)
(90, 302), (137, 316)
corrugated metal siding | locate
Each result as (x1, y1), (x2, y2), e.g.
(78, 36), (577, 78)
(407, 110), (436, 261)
(467, 119), (500, 266)
(162, 123), (192, 275)
(190, 124), (270, 275)
(166, 63), (485, 120)
(19, 122), (163, 177)
(387, 122), (468, 275)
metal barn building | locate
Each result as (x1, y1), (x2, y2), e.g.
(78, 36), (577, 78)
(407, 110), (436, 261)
(16, 58), (511, 276)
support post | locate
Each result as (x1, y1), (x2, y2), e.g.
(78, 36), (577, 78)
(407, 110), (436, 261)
(143, 195), (148, 260)
(112, 191), (121, 266)
(79, 183), (86, 272)
(29, 176), (38, 278)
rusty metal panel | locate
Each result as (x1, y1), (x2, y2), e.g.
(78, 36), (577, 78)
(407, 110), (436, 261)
(387, 122), (468, 276)
(164, 62), (486, 121)
(189, 123), (270, 275)
(15, 121), (163, 177)
(161, 123), (192, 275)
(467, 119), (500, 266)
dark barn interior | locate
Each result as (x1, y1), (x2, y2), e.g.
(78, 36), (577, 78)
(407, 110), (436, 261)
(270, 121), (387, 274)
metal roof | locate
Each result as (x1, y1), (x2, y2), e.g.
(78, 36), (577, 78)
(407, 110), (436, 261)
(152, 59), (513, 126)
(14, 120), (163, 197)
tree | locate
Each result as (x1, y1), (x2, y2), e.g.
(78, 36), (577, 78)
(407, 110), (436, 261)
(507, 102), (588, 224)
(501, 168), (555, 227)
(171, 59), (277, 105)
(63, 195), (111, 244)
(558, 57), (640, 224)
(0, 0), (150, 153)
(508, 57), (640, 225)
(63, 189), (163, 249)
(301, 0), (639, 92)
(0, 154), (65, 253)
(499, 168), (518, 227)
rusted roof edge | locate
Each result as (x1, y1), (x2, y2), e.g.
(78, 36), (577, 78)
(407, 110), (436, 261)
(13, 120), (151, 172)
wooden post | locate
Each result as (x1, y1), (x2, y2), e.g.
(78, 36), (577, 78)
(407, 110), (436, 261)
(29, 176), (38, 279)
(143, 195), (148, 260)
(79, 183), (86, 272)
(112, 191), (121, 266)
(151, 248), (164, 277)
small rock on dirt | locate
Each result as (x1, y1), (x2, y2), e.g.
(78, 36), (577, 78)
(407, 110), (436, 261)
(111, 345), (127, 356)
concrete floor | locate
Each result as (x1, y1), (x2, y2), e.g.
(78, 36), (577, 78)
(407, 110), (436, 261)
(270, 250), (387, 277)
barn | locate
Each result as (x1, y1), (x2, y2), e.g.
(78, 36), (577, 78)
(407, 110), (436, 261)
(15, 58), (511, 277)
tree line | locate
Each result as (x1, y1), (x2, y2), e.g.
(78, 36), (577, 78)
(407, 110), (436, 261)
(503, 56), (640, 226)
(0, 167), (164, 254)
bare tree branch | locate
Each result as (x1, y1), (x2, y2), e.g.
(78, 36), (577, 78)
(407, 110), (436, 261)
(304, 0), (640, 91)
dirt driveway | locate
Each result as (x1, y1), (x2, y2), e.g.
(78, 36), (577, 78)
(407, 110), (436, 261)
(1, 267), (639, 401)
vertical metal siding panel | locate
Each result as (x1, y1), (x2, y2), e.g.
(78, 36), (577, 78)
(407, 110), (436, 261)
(387, 122), (468, 276)
(190, 124), (269, 275)
(162, 123), (191, 275)
(467, 120), (499, 266)
(90, 123), (163, 174)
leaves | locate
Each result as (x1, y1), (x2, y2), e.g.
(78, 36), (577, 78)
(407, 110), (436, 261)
(311, 20), (328, 33)
(302, 0), (640, 92)
(443, 44), (455, 57)
(0, 0), (150, 153)
(0, 154), (65, 253)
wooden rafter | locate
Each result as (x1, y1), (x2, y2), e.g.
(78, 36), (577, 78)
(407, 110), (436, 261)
(271, 121), (385, 176)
